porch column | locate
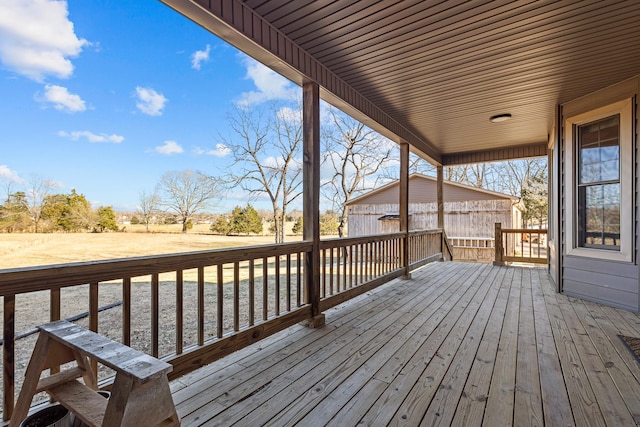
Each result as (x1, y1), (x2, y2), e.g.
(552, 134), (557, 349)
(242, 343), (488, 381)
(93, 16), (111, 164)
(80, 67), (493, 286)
(437, 165), (445, 261)
(400, 142), (411, 279)
(302, 81), (325, 328)
(437, 165), (444, 229)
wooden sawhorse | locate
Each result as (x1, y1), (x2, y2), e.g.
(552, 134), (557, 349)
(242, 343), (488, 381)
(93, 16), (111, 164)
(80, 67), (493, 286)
(10, 320), (180, 427)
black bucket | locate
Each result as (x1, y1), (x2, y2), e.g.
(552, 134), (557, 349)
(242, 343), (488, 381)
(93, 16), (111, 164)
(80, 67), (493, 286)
(19, 404), (71, 427)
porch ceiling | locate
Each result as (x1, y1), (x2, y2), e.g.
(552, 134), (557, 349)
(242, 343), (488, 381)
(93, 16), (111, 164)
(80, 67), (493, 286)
(163, 0), (640, 163)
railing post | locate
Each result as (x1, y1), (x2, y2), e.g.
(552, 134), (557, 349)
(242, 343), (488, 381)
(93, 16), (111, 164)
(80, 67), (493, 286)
(302, 81), (324, 327)
(493, 222), (504, 265)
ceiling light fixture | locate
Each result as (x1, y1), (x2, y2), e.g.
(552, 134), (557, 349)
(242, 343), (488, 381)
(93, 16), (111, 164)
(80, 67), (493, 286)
(490, 113), (512, 123)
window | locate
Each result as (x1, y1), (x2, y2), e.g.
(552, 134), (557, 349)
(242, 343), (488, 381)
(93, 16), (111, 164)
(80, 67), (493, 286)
(565, 98), (633, 262)
(577, 115), (620, 249)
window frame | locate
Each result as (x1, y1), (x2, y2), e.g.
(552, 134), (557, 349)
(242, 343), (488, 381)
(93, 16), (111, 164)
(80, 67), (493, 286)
(565, 98), (633, 262)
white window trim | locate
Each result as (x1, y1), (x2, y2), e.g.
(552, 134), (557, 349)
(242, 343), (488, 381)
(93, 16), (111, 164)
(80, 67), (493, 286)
(565, 98), (633, 262)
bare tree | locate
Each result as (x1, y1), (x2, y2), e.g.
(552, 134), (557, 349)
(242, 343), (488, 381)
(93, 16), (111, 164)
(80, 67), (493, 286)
(158, 170), (219, 233)
(137, 190), (160, 232)
(408, 154), (436, 176)
(25, 176), (59, 232)
(491, 158), (546, 197)
(221, 102), (303, 243)
(322, 108), (394, 237)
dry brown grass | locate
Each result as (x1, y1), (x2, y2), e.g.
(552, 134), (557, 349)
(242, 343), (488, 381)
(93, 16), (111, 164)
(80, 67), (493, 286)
(1, 227), (301, 269)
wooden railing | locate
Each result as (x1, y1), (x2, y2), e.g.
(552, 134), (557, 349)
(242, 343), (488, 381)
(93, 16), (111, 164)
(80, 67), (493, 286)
(0, 229), (447, 421)
(494, 223), (548, 265)
(409, 229), (451, 265)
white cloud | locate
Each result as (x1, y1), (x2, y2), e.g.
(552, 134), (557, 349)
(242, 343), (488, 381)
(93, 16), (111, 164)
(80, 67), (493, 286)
(135, 86), (167, 116)
(58, 130), (124, 144)
(236, 55), (299, 107)
(191, 44), (211, 70)
(39, 84), (86, 113)
(155, 140), (183, 155)
(193, 143), (231, 157)
(277, 106), (301, 124)
(211, 143), (231, 157)
(0, 0), (88, 81)
(0, 165), (24, 183)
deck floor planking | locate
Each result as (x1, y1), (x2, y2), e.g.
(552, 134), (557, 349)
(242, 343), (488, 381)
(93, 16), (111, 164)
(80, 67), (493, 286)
(170, 262), (640, 426)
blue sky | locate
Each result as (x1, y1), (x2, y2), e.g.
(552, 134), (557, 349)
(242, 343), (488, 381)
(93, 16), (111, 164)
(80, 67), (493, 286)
(0, 0), (307, 212)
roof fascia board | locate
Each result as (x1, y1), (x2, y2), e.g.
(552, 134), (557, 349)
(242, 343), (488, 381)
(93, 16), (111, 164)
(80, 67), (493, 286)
(160, 0), (442, 164)
(441, 142), (548, 165)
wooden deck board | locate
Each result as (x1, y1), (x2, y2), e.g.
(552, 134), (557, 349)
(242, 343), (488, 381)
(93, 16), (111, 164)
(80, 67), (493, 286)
(170, 262), (640, 426)
(483, 266), (520, 427)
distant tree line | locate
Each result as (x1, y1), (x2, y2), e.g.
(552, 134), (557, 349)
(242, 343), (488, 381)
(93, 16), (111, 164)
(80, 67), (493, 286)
(0, 187), (117, 233)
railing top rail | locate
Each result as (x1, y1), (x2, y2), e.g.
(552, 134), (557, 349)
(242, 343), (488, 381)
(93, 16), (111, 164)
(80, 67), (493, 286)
(408, 228), (443, 236)
(318, 229), (443, 250)
(319, 232), (404, 249)
(448, 236), (495, 240)
(500, 228), (548, 233)
(0, 241), (313, 296)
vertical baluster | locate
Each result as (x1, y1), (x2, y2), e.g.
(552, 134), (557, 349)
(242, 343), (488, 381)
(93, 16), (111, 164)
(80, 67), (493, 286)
(263, 257), (268, 320)
(50, 288), (61, 377)
(378, 241), (382, 277)
(336, 247), (341, 293)
(329, 248), (334, 295)
(123, 278), (131, 346)
(275, 255), (280, 316)
(371, 242), (375, 278)
(363, 243), (368, 282)
(234, 262), (240, 332)
(355, 244), (360, 285)
(3, 295), (15, 421)
(296, 252), (302, 307)
(349, 245), (354, 288)
(249, 259), (255, 326)
(366, 242), (370, 282)
(382, 240), (387, 274)
(89, 282), (99, 375)
(321, 249), (326, 298)
(151, 273), (159, 358)
(217, 265), (223, 339)
(370, 242), (374, 279)
(286, 254), (291, 312)
(386, 239), (389, 272)
(199, 266), (206, 344)
(50, 289), (60, 322)
(393, 238), (402, 270)
(175, 271), (183, 354)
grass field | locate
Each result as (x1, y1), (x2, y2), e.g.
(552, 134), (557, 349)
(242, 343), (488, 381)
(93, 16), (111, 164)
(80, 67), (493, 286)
(0, 223), (302, 269)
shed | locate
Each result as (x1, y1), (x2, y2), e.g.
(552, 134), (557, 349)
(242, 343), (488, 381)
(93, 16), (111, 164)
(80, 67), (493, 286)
(346, 174), (522, 262)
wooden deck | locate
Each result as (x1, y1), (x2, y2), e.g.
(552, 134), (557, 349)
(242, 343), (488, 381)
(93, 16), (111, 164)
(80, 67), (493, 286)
(169, 262), (640, 426)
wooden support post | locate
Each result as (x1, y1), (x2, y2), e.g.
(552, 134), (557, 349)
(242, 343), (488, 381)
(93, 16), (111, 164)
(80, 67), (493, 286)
(400, 142), (411, 279)
(437, 165), (445, 261)
(493, 222), (504, 265)
(437, 165), (444, 229)
(302, 81), (324, 328)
